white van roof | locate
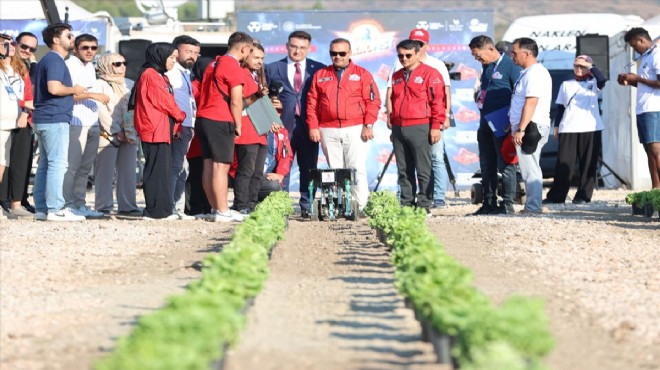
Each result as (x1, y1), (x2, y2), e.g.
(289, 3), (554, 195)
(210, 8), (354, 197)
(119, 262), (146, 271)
(502, 13), (645, 69)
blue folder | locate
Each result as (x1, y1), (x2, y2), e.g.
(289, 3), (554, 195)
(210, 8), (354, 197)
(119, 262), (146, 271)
(484, 105), (511, 138)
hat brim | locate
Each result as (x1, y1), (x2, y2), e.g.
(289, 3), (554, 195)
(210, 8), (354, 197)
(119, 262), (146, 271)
(574, 59), (592, 68)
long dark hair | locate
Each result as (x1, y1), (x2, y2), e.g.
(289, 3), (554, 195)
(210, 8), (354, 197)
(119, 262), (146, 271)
(192, 56), (213, 83)
(128, 42), (176, 110)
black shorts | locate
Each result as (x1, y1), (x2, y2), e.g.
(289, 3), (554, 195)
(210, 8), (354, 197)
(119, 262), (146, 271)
(196, 117), (236, 163)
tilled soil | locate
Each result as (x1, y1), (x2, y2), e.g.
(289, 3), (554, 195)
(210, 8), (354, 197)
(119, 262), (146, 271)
(1, 188), (658, 370)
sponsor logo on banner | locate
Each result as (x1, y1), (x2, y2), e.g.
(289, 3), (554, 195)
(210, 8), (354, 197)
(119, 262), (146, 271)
(336, 20), (396, 59)
(449, 19), (464, 32)
(468, 18), (488, 32)
(282, 21), (295, 32)
(416, 20), (429, 30)
(247, 21), (279, 33)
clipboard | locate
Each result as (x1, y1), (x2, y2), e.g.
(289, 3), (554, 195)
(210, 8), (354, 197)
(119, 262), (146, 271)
(246, 96), (283, 136)
(483, 105), (510, 138)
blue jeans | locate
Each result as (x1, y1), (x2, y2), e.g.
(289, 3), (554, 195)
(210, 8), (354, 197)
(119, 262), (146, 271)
(517, 124), (550, 212)
(171, 126), (194, 210)
(33, 122), (69, 213)
(431, 135), (448, 202)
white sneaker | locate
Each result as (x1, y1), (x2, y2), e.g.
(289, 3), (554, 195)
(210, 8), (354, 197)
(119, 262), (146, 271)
(142, 214), (179, 221)
(74, 205), (104, 218)
(193, 213), (209, 220)
(47, 208), (86, 222)
(208, 209), (245, 223)
(174, 209), (195, 220)
(35, 211), (48, 221)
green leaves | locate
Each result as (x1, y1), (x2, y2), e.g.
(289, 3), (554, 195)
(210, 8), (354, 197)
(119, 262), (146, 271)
(95, 192), (294, 370)
(626, 189), (660, 211)
(366, 191), (554, 368)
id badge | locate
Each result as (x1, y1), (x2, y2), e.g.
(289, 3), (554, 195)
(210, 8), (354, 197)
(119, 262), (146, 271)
(4, 85), (18, 101)
(190, 97), (197, 125)
(476, 89), (487, 109)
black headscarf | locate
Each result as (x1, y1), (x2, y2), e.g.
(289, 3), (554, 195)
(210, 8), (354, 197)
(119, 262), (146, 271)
(192, 56), (213, 83)
(128, 42), (177, 110)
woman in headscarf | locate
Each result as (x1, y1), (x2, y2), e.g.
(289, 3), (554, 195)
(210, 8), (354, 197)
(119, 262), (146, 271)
(544, 55), (607, 205)
(184, 56), (213, 217)
(129, 42), (186, 220)
(94, 53), (140, 215)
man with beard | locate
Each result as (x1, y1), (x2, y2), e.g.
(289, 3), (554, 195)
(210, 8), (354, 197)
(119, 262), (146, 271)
(166, 35), (200, 219)
(32, 23), (86, 221)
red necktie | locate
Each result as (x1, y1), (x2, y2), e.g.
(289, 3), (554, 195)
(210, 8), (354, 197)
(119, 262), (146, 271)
(294, 62), (302, 115)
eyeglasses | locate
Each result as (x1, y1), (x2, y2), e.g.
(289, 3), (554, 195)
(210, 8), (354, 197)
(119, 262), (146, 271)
(80, 45), (98, 51)
(19, 43), (37, 53)
(329, 51), (348, 57)
(112, 61), (128, 67)
(397, 53), (414, 60)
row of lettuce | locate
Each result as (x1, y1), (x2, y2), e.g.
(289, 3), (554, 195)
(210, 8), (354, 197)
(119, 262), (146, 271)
(95, 191), (293, 370)
(625, 189), (660, 212)
(364, 191), (554, 370)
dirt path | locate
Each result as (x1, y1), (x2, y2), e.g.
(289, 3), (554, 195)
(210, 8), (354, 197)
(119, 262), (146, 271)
(0, 218), (234, 370)
(226, 219), (444, 370)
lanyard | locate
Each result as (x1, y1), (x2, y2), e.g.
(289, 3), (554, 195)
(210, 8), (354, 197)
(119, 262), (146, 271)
(180, 69), (192, 95)
(512, 68), (528, 94)
(484, 54), (504, 90)
(623, 44), (657, 71)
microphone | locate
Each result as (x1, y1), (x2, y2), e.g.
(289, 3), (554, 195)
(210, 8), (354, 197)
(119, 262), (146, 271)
(269, 81), (283, 98)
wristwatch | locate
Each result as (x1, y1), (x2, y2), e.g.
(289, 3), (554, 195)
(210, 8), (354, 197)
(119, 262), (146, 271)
(517, 127), (525, 133)
(366, 124), (373, 129)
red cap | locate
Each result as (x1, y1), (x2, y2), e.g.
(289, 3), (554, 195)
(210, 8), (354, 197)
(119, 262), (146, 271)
(409, 29), (430, 44)
(500, 135), (518, 164)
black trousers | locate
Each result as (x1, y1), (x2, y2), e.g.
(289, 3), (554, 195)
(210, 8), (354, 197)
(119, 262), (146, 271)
(477, 119), (517, 207)
(391, 124), (434, 209)
(184, 156), (211, 215)
(258, 177), (282, 202)
(546, 130), (601, 202)
(141, 142), (172, 219)
(234, 144), (267, 211)
(0, 126), (33, 203)
(287, 123), (319, 211)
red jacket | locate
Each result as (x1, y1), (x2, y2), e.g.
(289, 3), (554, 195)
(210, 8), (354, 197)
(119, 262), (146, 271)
(390, 63), (446, 130)
(307, 61), (381, 130)
(235, 68), (267, 146)
(134, 68), (185, 143)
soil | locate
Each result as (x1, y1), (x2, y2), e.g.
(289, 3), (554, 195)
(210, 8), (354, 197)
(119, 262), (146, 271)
(1, 188), (659, 370)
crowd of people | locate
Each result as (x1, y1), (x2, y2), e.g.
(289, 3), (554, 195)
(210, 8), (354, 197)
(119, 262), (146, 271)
(0, 23), (658, 222)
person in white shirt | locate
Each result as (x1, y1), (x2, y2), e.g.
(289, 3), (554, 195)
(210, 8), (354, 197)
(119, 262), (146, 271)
(618, 27), (660, 189)
(386, 28), (452, 208)
(509, 37), (552, 213)
(165, 35), (200, 220)
(64, 34), (109, 218)
(545, 55), (607, 204)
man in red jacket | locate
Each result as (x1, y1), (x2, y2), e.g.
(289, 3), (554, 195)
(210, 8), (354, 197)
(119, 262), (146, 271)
(307, 38), (381, 211)
(389, 39), (446, 214)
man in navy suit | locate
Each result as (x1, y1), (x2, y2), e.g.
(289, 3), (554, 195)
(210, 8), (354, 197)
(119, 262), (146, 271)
(266, 30), (325, 217)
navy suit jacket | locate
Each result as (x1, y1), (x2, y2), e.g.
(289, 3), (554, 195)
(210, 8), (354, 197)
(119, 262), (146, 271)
(265, 57), (326, 135)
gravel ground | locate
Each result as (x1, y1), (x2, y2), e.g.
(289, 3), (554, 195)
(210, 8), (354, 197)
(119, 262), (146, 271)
(0, 188), (658, 369)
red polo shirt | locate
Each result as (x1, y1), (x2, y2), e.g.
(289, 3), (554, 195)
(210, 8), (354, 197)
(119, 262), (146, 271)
(196, 54), (244, 122)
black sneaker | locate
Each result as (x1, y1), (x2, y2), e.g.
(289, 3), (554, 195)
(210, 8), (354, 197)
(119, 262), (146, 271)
(472, 204), (494, 215)
(572, 198), (589, 205)
(542, 198), (564, 204)
(300, 209), (311, 219)
(494, 203), (515, 215)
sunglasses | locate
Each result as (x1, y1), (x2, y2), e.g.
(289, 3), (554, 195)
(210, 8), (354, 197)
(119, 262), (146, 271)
(329, 51), (348, 57)
(112, 61), (128, 67)
(19, 43), (37, 53)
(80, 45), (98, 51)
(2, 41), (16, 47)
(397, 53), (414, 60)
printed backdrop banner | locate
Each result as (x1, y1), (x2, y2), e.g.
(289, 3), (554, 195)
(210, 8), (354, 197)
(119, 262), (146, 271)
(237, 10), (493, 192)
(0, 20), (109, 46)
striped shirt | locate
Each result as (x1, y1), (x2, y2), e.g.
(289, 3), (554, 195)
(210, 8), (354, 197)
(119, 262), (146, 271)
(165, 62), (196, 128)
(65, 56), (99, 127)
